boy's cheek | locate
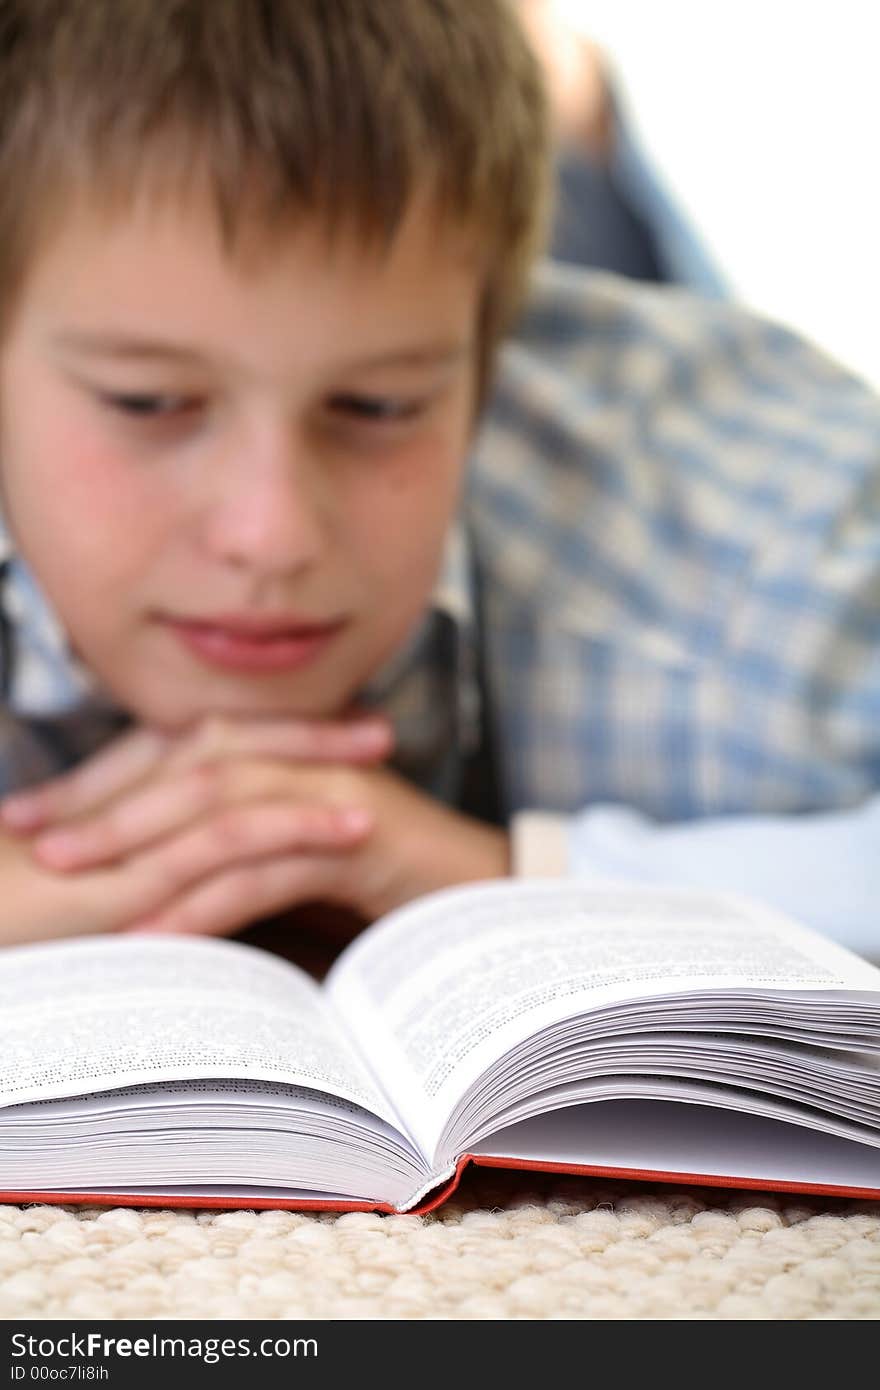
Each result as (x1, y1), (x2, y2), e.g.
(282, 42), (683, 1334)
(349, 435), (466, 546)
(3, 420), (168, 574)
(349, 492), (454, 603)
(1, 465), (173, 686)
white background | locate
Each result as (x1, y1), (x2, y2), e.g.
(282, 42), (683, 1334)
(553, 0), (880, 389)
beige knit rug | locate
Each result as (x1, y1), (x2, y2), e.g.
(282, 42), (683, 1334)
(2, 1169), (879, 1320)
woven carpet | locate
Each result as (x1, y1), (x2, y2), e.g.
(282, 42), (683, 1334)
(2, 1168), (879, 1320)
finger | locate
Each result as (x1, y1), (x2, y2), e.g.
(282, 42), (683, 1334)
(0, 713), (391, 835)
(0, 727), (168, 832)
(121, 852), (345, 937)
(31, 762), (235, 870)
(30, 758), (366, 871)
(166, 712), (393, 771)
(120, 801), (372, 921)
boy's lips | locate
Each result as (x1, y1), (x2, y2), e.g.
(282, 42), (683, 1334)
(162, 612), (348, 674)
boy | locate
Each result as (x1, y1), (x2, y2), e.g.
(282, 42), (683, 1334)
(0, 0), (878, 955)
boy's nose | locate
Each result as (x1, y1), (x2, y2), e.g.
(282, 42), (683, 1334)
(200, 434), (330, 576)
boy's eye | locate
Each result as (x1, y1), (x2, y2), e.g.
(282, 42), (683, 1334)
(100, 392), (194, 418)
(329, 393), (422, 422)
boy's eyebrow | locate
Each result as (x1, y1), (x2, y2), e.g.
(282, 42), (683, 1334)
(49, 330), (472, 372)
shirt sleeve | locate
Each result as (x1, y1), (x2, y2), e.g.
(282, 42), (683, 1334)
(510, 810), (570, 876)
(510, 800), (880, 963)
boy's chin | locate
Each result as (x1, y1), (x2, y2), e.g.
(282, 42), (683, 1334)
(128, 685), (359, 733)
(101, 642), (375, 730)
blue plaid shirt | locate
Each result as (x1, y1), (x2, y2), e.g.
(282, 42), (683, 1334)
(2, 263), (879, 952)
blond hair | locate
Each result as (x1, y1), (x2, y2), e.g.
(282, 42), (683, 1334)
(0, 0), (552, 406)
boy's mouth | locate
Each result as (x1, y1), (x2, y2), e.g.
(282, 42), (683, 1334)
(162, 612), (348, 674)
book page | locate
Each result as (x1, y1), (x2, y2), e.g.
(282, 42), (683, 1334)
(326, 879), (880, 1159)
(0, 934), (399, 1126)
(470, 1099), (880, 1191)
(0, 1075), (426, 1204)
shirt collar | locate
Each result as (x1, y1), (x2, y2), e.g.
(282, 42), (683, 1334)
(357, 519), (481, 755)
(433, 520), (481, 756)
(0, 515), (116, 717)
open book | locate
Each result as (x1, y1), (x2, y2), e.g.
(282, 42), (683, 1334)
(1, 879), (879, 1214)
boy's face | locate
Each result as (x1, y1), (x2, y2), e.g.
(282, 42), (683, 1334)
(0, 187), (481, 728)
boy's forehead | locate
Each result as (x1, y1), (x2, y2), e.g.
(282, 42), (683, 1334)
(27, 182), (485, 321)
(46, 172), (484, 279)
(11, 184), (485, 385)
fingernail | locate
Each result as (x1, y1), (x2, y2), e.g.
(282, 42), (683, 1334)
(337, 807), (373, 834)
(348, 720), (390, 749)
(0, 794), (45, 829)
(32, 830), (81, 866)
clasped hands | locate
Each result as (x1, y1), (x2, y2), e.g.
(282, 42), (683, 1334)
(0, 712), (510, 944)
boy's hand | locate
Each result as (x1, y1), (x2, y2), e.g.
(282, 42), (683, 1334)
(0, 713), (393, 831)
(0, 715), (510, 937)
(125, 761), (507, 933)
(0, 790), (372, 947)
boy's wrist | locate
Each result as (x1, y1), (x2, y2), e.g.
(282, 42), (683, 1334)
(363, 811), (512, 922)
